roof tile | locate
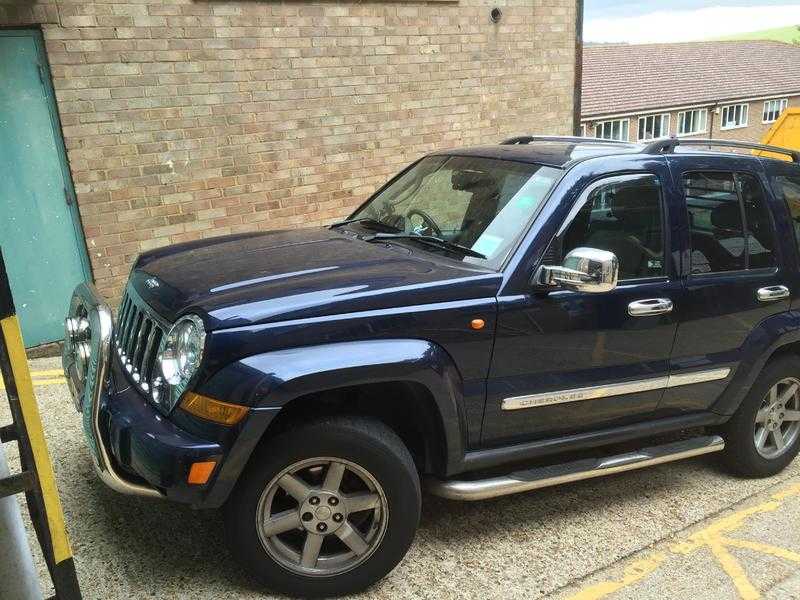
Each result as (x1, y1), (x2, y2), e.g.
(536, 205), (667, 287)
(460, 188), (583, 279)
(582, 41), (800, 118)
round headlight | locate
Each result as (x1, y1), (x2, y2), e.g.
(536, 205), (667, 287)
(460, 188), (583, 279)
(159, 315), (205, 387)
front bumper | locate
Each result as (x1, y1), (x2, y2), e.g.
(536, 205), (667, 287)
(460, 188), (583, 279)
(101, 358), (223, 503)
(62, 283), (221, 504)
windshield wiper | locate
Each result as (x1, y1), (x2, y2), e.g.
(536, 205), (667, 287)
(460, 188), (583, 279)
(329, 217), (400, 232)
(364, 233), (487, 259)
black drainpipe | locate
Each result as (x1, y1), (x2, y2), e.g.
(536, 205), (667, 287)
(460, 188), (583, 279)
(573, 0), (584, 135)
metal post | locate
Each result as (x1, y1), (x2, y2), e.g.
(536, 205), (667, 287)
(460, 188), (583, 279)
(0, 443), (43, 600)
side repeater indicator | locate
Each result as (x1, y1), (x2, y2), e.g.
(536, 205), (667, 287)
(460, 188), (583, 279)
(470, 318), (485, 330)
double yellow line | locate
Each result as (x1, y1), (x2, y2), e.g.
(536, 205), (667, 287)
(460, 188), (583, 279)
(0, 367), (66, 390)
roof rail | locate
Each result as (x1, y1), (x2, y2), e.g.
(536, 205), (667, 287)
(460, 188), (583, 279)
(501, 135), (634, 146)
(642, 136), (800, 163)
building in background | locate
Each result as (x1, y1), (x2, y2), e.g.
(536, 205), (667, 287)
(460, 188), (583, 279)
(581, 41), (800, 144)
(0, 0), (578, 347)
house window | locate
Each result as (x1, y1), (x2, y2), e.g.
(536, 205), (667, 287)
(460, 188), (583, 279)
(637, 114), (670, 141)
(720, 104), (749, 130)
(594, 119), (629, 141)
(763, 98), (788, 123)
(677, 109), (708, 136)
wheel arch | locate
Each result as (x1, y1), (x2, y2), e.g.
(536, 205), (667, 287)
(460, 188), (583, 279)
(713, 310), (800, 416)
(197, 339), (466, 508)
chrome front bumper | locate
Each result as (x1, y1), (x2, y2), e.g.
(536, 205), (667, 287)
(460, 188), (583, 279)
(62, 283), (162, 498)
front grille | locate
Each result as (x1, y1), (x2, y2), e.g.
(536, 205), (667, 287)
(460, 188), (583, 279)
(114, 285), (170, 406)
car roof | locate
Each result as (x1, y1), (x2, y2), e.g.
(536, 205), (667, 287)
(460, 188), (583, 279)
(431, 138), (800, 170)
(430, 140), (642, 168)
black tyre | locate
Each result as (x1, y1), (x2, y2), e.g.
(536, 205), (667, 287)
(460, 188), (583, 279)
(720, 355), (800, 478)
(224, 416), (421, 597)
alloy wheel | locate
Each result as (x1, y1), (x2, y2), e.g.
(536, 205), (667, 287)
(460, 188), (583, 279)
(255, 457), (388, 577)
(754, 377), (800, 459)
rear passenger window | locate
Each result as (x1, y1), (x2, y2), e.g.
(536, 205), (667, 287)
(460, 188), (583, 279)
(561, 175), (664, 280)
(683, 172), (776, 274)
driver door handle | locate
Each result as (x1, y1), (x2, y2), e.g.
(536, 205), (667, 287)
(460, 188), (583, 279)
(757, 285), (790, 302)
(628, 298), (673, 317)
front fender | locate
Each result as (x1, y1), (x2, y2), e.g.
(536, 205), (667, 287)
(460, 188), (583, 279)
(712, 310), (800, 415)
(196, 339), (467, 507)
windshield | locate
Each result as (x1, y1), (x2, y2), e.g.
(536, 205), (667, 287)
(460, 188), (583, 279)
(348, 155), (561, 268)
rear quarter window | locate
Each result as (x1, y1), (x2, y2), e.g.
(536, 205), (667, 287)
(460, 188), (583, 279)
(772, 174), (800, 252)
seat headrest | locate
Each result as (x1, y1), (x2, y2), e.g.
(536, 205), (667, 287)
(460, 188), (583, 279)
(609, 186), (659, 228)
(710, 202), (742, 231)
(452, 169), (497, 193)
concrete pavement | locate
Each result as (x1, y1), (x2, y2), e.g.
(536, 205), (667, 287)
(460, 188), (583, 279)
(2, 356), (800, 599)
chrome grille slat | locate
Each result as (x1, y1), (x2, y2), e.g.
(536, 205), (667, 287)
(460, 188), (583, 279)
(132, 318), (151, 375)
(140, 325), (160, 385)
(116, 297), (131, 348)
(120, 300), (137, 353)
(115, 284), (171, 410)
(126, 310), (142, 358)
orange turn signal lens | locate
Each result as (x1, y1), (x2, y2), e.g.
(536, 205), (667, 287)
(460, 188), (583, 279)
(187, 460), (217, 485)
(180, 392), (249, 426)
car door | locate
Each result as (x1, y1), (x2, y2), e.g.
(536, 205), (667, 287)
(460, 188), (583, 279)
(482, 164), (681, 446)
(660, 156), (794, 413)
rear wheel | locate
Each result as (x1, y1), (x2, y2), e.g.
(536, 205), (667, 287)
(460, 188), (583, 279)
(721, 356), (800, 477)
(224, 416), (421, 597)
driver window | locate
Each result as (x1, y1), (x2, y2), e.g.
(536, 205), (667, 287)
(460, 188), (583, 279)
(411, 169), (472, 233)
(560, 175), (665, 280)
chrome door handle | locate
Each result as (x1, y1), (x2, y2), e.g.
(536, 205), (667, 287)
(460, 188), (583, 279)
(628, 298), (674, 317)
(757, 285), (790, 302)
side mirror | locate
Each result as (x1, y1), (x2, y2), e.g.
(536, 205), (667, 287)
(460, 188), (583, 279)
(535, 247), (618, 293)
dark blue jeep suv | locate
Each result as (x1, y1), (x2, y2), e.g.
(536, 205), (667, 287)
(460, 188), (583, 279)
(63, 136), (800, 596)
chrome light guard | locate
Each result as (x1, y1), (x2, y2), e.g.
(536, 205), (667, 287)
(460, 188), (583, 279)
(62, 283), (162, 498)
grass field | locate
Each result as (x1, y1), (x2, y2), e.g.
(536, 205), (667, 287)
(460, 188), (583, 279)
(712, 25), (800, 43)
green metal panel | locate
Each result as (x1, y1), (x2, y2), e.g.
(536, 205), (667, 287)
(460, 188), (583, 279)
(0, 30), (90, 347)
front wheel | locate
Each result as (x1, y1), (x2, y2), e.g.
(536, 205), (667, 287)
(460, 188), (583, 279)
(720, 356), (800, 478)
(224, 416), (421, 597)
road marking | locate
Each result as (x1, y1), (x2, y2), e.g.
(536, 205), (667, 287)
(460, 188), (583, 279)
(30, 369), (65, 377)
(1, 369), (66, 390)
(565, 482), (800, 600)
(567, 553), (668, 600)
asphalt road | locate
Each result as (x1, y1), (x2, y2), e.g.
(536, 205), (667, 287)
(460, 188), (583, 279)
(3, 356), (800, 600)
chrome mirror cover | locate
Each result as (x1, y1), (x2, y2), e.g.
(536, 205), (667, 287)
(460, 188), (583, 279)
(536, 247), (619, 293)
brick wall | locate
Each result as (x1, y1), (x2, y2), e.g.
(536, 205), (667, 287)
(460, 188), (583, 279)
(0, 0), (577, 305)
(582, 95), (800, 144)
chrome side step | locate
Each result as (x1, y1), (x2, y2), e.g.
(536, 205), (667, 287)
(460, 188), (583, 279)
(427, 435), (724, 501)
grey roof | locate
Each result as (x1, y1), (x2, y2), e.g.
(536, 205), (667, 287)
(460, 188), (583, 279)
(582, 41), (800, 119)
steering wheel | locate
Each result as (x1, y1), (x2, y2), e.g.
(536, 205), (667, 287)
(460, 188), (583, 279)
(406, 208), (443, 238)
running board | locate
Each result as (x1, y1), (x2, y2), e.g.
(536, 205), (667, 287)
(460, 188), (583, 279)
(427, 435), (725, 501)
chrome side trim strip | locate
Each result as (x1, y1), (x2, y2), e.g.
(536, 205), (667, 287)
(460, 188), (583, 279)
(667, 367), (731, 388)
(501, 367), (731, 411)
(427, 435), (725, 501)
(502, 377), (668, 411)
